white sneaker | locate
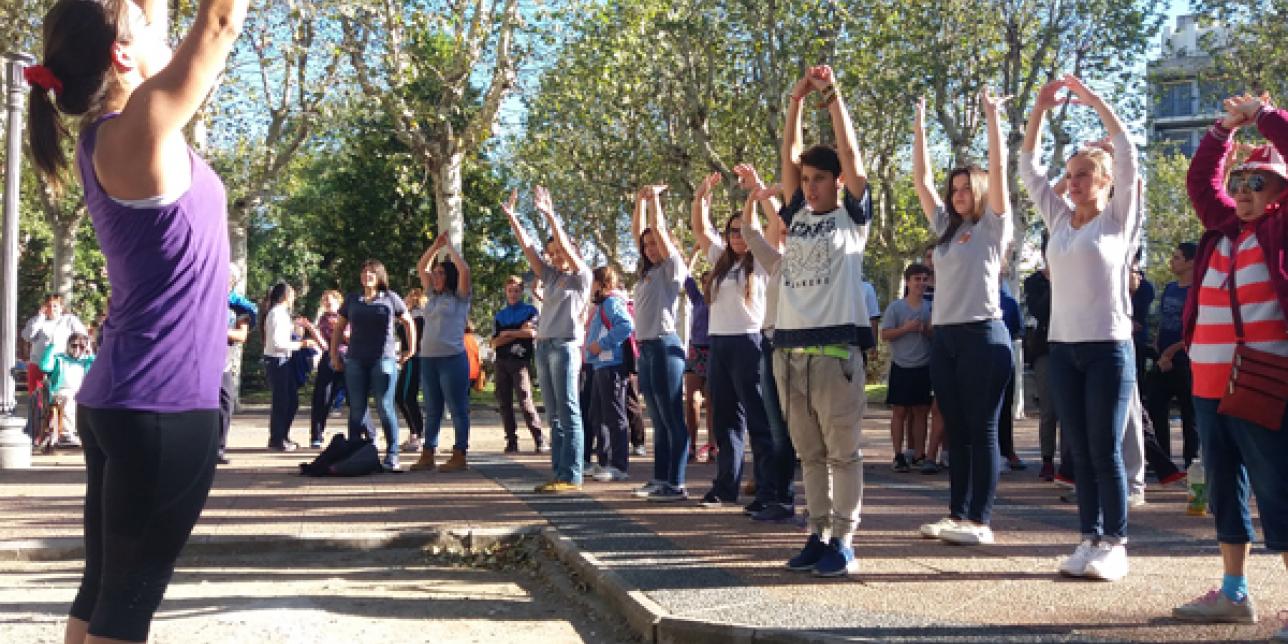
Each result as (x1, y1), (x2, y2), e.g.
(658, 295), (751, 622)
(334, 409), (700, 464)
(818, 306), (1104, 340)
(588, 463), (607, 478)
(593, 466), (629, 482)
(632, 480), (664, 498)
(1083, 542), (1129, 581)
(1058, 539), (1097, 577)
(939, 522), (995, 545)
(1128, 492), (1146, 507)
(919, 517), (959, 539)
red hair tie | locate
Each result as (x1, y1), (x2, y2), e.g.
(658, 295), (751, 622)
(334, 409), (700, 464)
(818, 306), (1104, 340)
(23, 65), (63, 95)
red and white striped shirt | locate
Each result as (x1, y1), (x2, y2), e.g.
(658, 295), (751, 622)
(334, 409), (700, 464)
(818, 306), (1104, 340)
(1190, 227), (1288, 398)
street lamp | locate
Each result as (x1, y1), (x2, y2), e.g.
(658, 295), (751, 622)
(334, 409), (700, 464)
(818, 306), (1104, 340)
(0, 52), (34, 469)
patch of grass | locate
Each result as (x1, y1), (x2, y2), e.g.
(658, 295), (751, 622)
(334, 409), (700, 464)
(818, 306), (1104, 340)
(865, 383), (887, 405)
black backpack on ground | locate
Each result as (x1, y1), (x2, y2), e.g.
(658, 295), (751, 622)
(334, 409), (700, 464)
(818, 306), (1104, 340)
(299, 434), (382, 477)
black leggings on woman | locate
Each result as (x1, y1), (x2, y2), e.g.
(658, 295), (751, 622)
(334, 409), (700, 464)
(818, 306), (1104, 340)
(71, 406), (220, 642)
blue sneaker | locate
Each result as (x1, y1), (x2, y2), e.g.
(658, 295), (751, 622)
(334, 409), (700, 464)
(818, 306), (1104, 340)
(786, 534), (827, 571)
(752, 503), (795, 522)
(646, 484), (689, 503)
(813, 538), (859, 577)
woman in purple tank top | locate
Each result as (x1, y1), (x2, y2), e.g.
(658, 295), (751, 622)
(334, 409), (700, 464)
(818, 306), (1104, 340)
(26, 1), (247, 642)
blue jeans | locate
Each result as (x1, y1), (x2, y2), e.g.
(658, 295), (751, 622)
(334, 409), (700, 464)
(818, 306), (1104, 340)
(707, 333), (772, 501)
(1049, 341), (1135, 542)
(760, 334), (795, 505)
(535, 339), (584, 485)
(264, 356), (298, 446)
(345, 356), (400, 463)
(638, 334), (689, 487)
(419, 353), (472, 453)
(929, 321), (1012, 525)
(1194, 397), (1288, 551)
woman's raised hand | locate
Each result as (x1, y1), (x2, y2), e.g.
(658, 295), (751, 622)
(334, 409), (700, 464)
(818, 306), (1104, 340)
(1034, 78), (1069, 113)
(1221, 93), (1267, 130)
(533, 185), (554, 215)
(980, 86), (1012, 114)
(694, 171), (721, 203)
(807, 64), (835, 91)
(501, 189), (519, 219)
(752, 183), (781, 202)
(1061, 74), (1098, 105)
(733, 163), (763, 191)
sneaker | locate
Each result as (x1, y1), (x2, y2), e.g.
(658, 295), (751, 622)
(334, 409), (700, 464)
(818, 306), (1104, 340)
(632, 480), (664, 498)
(910, 456), (926, 468)
(892, 453), (911, 473)
(503, 439), (519, 454)
(533, 480), (559, 493)
(534, 480), (582, 493)
(1171, 589), (1257, 623)
(534, 440), (549, 454)
(700, 490), (730, 508)
(742, 499), (768, 516)
(587, 463), (607, 478)
(382, 458), (402, 473)
(1007, 456), (1027, 471)
(813, 538), (859, 577)
(939, 522), (994, 545)
(646, 485), (689, 502)
(1058, 539), (1098, 577)
(632, 444), (647, 457)
(919, 517), (959, 539)
(57, 434), (81, 448)
(1038, 461), (1055, 481)
(751, 503), (795, 522)
(919, 460), (941, 475)
(217, 453), (231, 465)
(1083, 542), (1128, 581)
(695, 444), (715, 463)
(593, 466), (629, 482)
(267, 441), (298, 453)
(1160, 471), (1187, 487)
(402, 436), (421, 453)
(1054, 473), (1075, 489)
(786, 533), (827, 571)
(309, 439), (324, 449)
(1128, 492), (1147, 507)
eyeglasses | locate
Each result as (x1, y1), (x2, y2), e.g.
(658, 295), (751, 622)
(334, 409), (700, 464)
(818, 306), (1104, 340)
(1227, 173), (1269, 194)
(69, 343), (86, 349)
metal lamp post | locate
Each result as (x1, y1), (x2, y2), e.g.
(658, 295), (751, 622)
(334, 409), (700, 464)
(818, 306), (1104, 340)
(0, 52), (35, 469)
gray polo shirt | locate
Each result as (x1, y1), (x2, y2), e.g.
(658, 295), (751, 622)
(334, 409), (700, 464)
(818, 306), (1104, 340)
(418, 291), (471, 357)
(929, 205), (1011, 326)
(881, 298), (932, 368)
(633, 253), (687, 341)
(533, 248), (593, 342)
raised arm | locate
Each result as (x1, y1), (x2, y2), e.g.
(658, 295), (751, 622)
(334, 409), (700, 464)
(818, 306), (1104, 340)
(417, 234), (447, 293)
(741, 192), (783, 272)
(811, 65), (868, 198)
(1063, 75), (1138, 220)
(534, 185), (589, 276)
(99, 0), (248, 196)
(690, 171), (721, 252)
(912, 96), (942, 223)
(644, 185), (680, 262)
(1063, 74), (1125, 139)
(1020, 79), (1073, 226)
(440, 238), (473, 298)
(631, 188), (646, 243)
(981, 87), (1011, 216)
(501, 189), (545, 273)
(733, 163), (783, 236)
(780, 75), (813, 201)
(753, 183), (787, 247)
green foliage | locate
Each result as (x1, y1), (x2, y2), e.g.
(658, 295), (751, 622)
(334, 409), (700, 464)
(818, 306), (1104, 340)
(1142, 147), (1203, 289)
(1194, 1), (1288, 98)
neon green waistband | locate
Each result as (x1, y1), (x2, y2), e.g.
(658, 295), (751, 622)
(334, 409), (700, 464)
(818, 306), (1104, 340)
(788, 344), (851, 360)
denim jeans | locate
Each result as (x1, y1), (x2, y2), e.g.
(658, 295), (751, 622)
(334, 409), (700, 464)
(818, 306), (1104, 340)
(419, 353), (472, 453)
(707, 333), (772, 501)
(929, 320), (1012, 525)
(760, 334), (795, 505)
(535, 339), (584, 485)
(1194, 397), (1288, 551)
(264, 356), (298, 446)
(345, 356), (400, 463)
(638, 334), (689, 487)
(1049, 341), (1135, 543)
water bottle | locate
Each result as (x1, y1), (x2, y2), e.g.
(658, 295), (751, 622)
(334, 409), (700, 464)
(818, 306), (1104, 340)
(1187, 460), (1207, 516)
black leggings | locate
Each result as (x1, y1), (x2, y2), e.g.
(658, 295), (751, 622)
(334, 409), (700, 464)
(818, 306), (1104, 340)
(71, 406), (220, 642)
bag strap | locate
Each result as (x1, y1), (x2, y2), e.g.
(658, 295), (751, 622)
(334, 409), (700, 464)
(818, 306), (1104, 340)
(1227, 239), (1246, 343)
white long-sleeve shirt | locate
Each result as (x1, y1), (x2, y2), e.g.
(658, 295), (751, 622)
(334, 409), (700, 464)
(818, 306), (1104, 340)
(1019, 131), (1140, 343)
(263, 304), (302, 358)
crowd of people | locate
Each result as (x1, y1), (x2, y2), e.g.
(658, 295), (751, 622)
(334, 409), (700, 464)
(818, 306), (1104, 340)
(15, 0), (1288, 641)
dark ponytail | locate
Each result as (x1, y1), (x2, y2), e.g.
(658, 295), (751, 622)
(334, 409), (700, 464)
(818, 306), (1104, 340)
(28, 0), (126, 192)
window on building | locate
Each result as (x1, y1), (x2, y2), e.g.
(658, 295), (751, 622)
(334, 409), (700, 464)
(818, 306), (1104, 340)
(1199, 79), (1237, 115)
(1157, 82), (1194, 118)
(1157, 130), (1198, 157)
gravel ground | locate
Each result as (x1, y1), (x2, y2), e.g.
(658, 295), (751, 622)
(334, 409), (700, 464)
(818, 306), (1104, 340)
(0, 539), (640, 643)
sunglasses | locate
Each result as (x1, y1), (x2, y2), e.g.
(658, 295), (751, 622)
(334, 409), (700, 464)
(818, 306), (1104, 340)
(1227, 173), (1269, 194)
(69, 343), (87, 349)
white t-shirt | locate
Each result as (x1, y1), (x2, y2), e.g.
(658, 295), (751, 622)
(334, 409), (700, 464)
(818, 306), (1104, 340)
(1020, 131), (1140, 343)
(706, 238), (768, 336)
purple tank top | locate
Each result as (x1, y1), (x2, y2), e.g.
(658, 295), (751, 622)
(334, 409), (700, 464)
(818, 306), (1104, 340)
(75, 115), (230, 412)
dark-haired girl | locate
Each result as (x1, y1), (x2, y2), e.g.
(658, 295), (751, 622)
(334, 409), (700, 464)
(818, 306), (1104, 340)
(912, 90), (1014, 548)
(26, 0), (247, 640)
(630, 185), (690, 500)
(329, 260), (417, 471)
(691, 171), (772, 509)
(409, 235), (473, 473)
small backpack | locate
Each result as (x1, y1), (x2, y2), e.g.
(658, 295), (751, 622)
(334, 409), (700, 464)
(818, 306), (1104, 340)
(599, 296), (639, 373)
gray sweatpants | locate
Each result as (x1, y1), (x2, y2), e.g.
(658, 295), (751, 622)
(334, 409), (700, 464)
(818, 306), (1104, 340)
(774, 351), (866, 542)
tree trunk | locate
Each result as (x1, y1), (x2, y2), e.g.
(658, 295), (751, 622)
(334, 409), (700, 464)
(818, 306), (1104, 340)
(226, 200), (252, 410)
(434, 150), (465, 248)
(49, 213), (81, 302)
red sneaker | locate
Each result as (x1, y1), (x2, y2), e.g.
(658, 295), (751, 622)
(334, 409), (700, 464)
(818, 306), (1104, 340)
(1160, 471), (1188, 487)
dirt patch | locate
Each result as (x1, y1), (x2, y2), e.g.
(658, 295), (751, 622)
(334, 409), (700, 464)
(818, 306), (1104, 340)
(0, 536), (640, 643)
